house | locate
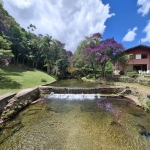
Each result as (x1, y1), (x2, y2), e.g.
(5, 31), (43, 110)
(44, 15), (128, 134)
(114, 45), (150, 74)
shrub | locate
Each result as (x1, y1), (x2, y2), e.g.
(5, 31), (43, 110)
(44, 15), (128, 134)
(86, 74), (93, 79)
(41, 78), (47, 82)
(119, 70), (125, 75)
(105, 70), (113, 76)
(127, 71), (138, 78)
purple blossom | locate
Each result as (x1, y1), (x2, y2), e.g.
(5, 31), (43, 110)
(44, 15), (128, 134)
(97, 100), (122, 122)
(66, 50), (73, 57)
(38, 34), (43, 38)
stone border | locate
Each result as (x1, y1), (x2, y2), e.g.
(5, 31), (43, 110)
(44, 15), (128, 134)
(0, 84), (148, 121)
(0, 93), (16, 114)
(0, 87), (40, 120)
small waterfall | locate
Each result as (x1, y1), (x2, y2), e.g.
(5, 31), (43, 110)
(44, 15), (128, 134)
(49, 86), (124, 94)
(47, 93), (102, 101)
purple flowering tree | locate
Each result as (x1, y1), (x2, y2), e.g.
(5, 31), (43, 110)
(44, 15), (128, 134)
(73, 32), (102, 72)
(83, 37), (125, 77)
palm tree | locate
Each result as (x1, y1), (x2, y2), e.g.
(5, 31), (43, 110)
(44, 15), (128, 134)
(40, 34), (53, 74)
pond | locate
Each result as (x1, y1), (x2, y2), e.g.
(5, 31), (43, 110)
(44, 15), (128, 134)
(0, 80), (150, 150)
(50, 79), (109, 87)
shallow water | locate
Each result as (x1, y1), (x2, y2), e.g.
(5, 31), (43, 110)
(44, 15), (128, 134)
(50, 79), (108, 87)
(0, 97), (150, 150)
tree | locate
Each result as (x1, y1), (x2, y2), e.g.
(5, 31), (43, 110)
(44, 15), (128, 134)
(0, 36), (13, 66)
(115, 54), (133, 73)
(40, 34), (53, 74)
(73, 32), (102, 77)
(83, 37), (125, 77)
(0, 0), (3, 6)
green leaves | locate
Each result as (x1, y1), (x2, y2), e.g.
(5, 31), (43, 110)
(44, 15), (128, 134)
(0, 36), (13, 66)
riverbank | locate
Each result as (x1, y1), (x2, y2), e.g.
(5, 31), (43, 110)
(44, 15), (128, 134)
(0, 65), (56, 95)
(82, 77), (150, 110)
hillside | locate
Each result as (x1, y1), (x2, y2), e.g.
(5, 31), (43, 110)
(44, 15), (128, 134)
(0, 65), (56, 95)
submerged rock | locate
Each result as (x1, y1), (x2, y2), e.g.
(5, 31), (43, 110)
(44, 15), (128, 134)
(138, 124), (150, 138)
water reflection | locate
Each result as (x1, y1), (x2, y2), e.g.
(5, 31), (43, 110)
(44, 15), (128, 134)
(0, 97), (150, 150)
(50, 79), (109, 88)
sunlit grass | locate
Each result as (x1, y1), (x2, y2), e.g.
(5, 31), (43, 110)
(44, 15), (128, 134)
(0, 65), (56, 95)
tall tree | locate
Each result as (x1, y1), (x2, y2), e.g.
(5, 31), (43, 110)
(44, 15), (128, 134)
(73, 32), (102, 68)
(83, 37), (125, 77)
(0, 36), (13, 67)
(40, 34), (53, 74)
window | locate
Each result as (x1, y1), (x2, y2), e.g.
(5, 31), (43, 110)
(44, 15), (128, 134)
(135, 54), (141, 59)
(141, 54), (147, 59)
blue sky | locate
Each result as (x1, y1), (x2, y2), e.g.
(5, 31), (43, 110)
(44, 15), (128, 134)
(3, 0), (150, 52)
(102, 0), (150, 49)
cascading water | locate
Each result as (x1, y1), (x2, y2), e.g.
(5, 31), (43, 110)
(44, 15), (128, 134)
(47, 92), (103, 100)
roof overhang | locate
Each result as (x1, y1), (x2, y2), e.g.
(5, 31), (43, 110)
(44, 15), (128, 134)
(126, 45), (150, 51)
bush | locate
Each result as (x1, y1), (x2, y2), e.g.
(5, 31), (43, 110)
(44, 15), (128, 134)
(119, 70), (125, 75)
(127, 71), (138, 78)
(143, 98), (150, 112)
(105, 70), (113, 76)
(41, 78), (47, 82)
(86, 74), (93, 79)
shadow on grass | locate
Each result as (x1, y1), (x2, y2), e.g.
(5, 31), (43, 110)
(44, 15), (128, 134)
(1, 72), (23, 76)
(0, 77), (21, 89)
(1, 64), (34, 73)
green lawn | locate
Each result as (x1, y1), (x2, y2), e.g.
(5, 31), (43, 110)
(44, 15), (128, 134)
(0, 65), (56, 95)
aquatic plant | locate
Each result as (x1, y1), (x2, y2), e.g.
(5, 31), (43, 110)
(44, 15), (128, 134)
(97, 100), (122, 123)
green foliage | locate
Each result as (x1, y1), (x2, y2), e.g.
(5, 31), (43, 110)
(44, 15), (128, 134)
(0, 0), (3, 6)
(116, 54), (133, 71)
(86, 74), (93, 79)
(0, 36), (13, 66)
(119, 70), (125, 75)
(41, 78), (47, 82)
(127, 71), (138, 78)
(0, 65), (56, 95)
(105, 61), (113, 76)
(143, 98), (150, 112)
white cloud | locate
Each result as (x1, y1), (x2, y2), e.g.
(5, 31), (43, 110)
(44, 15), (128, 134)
(137, 0), (150, 16)
(3, 0), (114, 52)
(122, 27), (138, 42)
(140, 20), (150, 42)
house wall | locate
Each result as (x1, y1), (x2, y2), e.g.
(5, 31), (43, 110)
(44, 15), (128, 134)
(125, 65), (133, 72)
(125, 47), (150, 70)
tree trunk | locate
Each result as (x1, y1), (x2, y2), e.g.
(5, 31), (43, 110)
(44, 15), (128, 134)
(17, 56), (19, 64)
(91, 62), (96, 78)
(101, 63), (106, 77)
(47, 62), (50, 74)
(35, 61), (38, 68)
(32, 60), (35, 68)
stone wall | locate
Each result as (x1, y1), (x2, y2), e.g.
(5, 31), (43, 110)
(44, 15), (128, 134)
(120, 87), (149, 108)
(39, 86), (125, 97)
(0, 93), (16, 114)
(107, 76), (150, 86)
(1, 88), (40, 120)
(0, 83), (149, 120)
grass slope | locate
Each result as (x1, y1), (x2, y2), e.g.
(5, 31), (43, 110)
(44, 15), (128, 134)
(0, 65), (56, 95)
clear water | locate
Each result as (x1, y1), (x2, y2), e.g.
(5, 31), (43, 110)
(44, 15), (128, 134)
(0, 97), (150, 150)
(50, 79), (109, 87)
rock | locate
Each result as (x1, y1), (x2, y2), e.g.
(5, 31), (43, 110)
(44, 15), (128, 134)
(1, 87), (40, 120)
